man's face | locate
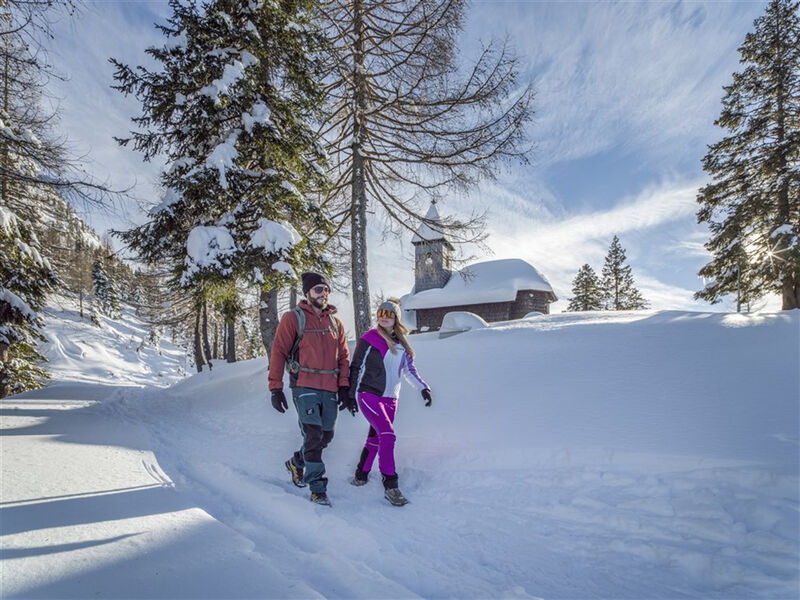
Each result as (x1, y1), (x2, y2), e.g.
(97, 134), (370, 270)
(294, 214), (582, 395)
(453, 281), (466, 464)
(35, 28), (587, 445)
(307, 284), (330, 310)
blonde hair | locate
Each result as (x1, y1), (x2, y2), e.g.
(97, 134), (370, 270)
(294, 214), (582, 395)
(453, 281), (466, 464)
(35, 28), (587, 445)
(376, 297), (415, 358)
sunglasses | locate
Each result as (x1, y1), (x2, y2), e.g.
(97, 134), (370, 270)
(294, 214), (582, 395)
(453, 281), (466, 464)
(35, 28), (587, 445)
(376, 309), (396, 319)
(312, 285), (330, 294)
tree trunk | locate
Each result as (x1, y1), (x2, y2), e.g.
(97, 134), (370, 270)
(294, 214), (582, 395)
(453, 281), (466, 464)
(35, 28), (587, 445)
(212, 321), (219, 359)
(259, 287), (279, 355)
(290, 287), (297, 309)
(225, 319), (236, 363)
(201, 301), (213, 368)
(782, 274), (800, 310)
(350, 0), (371, 338)
(0, 341), (9, 398)
(193, 307), (206, 373)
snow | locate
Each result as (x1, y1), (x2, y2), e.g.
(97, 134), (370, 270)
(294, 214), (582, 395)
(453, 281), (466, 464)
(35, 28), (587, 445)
(403, 258), (556, 310)
(198, 53), (258, 105)
(2, 298), (799, 598)
(205, 130), (241, 189)
(149, 187), (183, 217)
(0, 288), (37, 322)
(0, 204), (18, 233)
(249, 218), (300, 256)
(182, 225), (236, 283)
(271, 260), (295, 277)
(242, 101), (272, 133)
(438, 310), (488, 337)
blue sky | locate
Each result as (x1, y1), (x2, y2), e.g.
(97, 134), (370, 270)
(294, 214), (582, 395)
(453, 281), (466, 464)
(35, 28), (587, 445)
(47, 0), (776, 333)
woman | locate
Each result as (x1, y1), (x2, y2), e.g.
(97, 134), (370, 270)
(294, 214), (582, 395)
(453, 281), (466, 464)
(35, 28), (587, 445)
(348, 299), (432, 506)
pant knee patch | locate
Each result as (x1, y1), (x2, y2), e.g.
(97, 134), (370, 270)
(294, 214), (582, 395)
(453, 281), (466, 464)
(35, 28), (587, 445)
(322, 429), (334, 448)
(302, 423), (324, 463)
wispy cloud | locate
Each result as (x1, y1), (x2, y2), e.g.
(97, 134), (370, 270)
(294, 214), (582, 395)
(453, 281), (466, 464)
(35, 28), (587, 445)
(48, 3), (169, 230)
(467, 1), (766, 167)
(468, 179), (706, 308)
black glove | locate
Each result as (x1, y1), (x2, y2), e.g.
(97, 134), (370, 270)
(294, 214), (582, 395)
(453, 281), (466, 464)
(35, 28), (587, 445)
(338, 386), (357, 415)
(271, 389), (288, 413)
(421, 388), (432, 407)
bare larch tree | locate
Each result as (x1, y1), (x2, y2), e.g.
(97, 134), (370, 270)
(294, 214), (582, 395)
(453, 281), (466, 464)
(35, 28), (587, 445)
(316, 0), (534, 336)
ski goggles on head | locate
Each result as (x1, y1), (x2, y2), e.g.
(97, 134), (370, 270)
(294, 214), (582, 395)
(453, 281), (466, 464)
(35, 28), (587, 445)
(376, 308), (396, 319)
(311, 285), (330, 294)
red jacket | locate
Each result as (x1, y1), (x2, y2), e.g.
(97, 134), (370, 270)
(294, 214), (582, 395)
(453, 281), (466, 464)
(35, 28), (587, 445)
(268, 300), (350, 393)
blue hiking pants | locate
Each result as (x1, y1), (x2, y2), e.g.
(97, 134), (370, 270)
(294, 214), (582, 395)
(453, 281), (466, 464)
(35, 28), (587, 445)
(291, 386), (338, 494)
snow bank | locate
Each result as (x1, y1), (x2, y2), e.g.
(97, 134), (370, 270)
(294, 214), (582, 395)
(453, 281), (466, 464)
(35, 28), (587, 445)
(438, 310), (488, 338)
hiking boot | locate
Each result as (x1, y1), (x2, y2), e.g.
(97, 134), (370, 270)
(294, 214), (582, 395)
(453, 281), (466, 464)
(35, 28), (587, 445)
(350, 468), (369, 486)
(285, 458), (306, 488)
(310, 492), (331, 506)
(384, 487), (409, 506)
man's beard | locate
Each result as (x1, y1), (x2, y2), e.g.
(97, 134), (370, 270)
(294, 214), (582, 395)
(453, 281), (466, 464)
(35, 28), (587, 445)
(310, 295), (328, 310)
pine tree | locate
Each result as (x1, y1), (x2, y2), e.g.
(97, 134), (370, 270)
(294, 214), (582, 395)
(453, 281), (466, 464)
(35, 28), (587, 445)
(112, 0), (333, 296)
(600, 236), (648, 311)
(0, 206), (58, 397)
(697, 0), (800, 310)
(567, 264), (604, 311)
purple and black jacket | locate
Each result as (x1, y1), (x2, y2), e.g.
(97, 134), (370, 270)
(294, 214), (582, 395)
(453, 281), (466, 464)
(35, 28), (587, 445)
(348, 329), (428, 399)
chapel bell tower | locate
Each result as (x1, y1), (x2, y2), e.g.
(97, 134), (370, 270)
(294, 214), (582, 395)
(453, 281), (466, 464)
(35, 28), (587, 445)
(412, 200), (454, 293)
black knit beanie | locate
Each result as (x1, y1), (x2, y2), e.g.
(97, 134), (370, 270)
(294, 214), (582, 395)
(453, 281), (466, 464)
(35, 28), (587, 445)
(301, 272), (330, 295)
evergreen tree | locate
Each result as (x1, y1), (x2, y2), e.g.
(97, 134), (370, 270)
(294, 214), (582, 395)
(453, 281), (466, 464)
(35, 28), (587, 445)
(112, 0), (333, 298)
(92, 258), (110, 315)
(567, 264), (604, 311)
(106, 265), (122, 319)
(697, 0), (800, 310)
(0, 206), (58, 397)
(600, 236), (648, 311)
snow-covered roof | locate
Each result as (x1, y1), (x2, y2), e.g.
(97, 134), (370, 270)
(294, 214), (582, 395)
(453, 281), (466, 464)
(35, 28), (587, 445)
(403, 258), (556, 310)
(411, 201), (449, 244)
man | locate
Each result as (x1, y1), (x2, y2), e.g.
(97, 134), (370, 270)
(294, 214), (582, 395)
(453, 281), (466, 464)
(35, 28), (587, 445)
(268, 272), (356, 506)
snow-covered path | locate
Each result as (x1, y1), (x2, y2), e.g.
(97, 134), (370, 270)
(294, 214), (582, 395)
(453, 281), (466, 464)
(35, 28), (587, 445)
(1, 383), (315, 598)
(2, 302), (798, 598)
(109, 363), (797, 600)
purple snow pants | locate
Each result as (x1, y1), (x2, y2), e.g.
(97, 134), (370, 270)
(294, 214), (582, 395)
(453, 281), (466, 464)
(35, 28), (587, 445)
(357, 391), (398, 476)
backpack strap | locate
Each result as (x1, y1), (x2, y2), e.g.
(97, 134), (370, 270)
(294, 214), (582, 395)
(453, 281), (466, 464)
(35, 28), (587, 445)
(288, 306), (305, 363)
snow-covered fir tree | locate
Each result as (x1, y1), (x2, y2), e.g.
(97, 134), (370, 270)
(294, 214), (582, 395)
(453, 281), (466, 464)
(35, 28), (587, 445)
(600, 236), (648, 311)
(112, 0), (333, 294)
(567, 264), (604, 311)
(697, 0), (800, 310)
(91, 257), (121, 319)
(0, 206), (58, 397)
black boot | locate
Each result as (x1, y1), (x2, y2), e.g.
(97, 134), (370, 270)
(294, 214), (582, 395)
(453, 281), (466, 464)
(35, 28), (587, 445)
(382, 474), (408, 506)
(351, 467), (369, 486)
(351, 447), (370, 486)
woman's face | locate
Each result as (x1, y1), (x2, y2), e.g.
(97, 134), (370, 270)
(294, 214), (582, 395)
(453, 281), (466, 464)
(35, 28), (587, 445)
(377, 313), (396, 330)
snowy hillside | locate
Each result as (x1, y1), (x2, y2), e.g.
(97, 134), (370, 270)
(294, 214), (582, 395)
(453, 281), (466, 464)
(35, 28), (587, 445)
(1, 301), (798, 599)
(37, 294), (188, 387)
